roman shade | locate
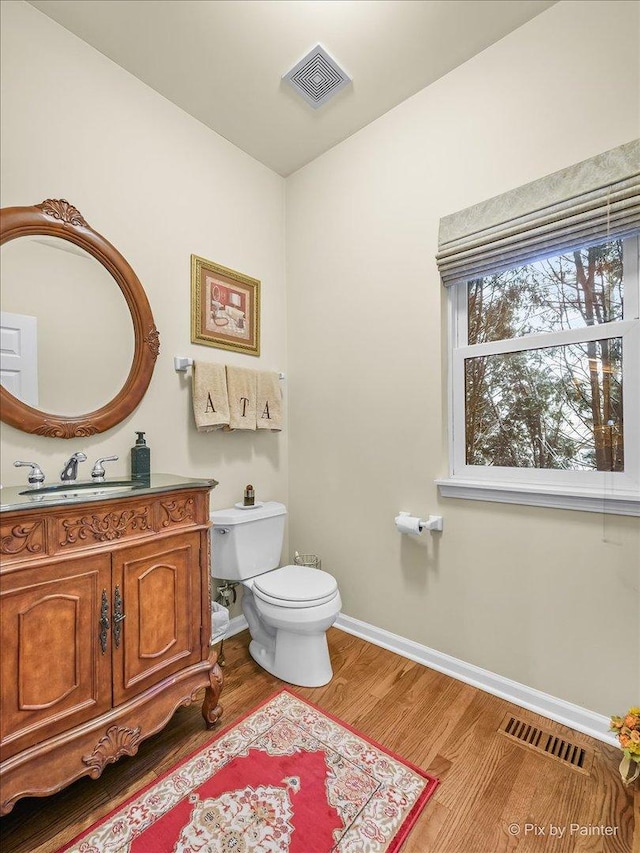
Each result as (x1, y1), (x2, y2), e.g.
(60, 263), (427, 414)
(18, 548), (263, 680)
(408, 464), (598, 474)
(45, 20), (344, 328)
(436, 139), (640, 287)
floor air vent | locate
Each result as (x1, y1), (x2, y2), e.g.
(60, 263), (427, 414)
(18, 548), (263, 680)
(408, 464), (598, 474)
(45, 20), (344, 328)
(498, 714), (594, 775)
(283, 44), (351, 109)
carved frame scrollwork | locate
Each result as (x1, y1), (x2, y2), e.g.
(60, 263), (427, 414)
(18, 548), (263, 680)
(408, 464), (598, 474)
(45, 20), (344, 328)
(0, 199), (160, 437)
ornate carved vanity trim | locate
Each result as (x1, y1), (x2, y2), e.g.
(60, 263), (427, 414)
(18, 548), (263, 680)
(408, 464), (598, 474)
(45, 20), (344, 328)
(160, 497), (195, 528)
(60, 506), (151, 546)
(0, 521), (46, 557)
(82, 724), (142, 773)
(0, 673), (214, 814)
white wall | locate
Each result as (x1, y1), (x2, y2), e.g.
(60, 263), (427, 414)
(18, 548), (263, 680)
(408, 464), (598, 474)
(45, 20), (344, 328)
(0, 0), (288, 545)
(286, 0), (640, 717)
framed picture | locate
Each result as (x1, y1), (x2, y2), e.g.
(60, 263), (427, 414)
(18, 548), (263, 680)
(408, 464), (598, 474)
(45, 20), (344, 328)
(191, 254), (260, 356)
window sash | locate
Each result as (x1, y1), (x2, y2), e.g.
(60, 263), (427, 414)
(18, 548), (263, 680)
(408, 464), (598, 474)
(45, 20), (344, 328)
(451, 323), (639, 491)
(456, 318), (636, 359)
(457, 237), (639, 351)
(446, 237), (640, 500)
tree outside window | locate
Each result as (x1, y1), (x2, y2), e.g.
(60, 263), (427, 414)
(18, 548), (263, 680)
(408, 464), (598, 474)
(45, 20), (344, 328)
(465, 240), (624, 473)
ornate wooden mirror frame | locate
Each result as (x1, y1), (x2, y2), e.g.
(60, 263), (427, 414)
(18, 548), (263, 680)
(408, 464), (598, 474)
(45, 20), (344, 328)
(0, 199), (160, 438)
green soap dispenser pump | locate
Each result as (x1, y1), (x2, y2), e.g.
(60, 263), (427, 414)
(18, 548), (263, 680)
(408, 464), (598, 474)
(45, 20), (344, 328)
(131, 431), (150, 482)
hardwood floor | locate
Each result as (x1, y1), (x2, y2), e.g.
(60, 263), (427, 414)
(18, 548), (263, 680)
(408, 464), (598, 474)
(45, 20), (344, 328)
(0, 628), (635, 853)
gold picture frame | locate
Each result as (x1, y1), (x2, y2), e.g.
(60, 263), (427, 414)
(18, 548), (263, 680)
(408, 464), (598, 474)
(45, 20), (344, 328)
(191, 254), (260, 356)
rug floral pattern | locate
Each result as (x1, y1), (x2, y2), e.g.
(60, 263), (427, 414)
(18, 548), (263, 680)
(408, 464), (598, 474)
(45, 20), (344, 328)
(173, 782), (297, 852)
(61, 691), (437, 853)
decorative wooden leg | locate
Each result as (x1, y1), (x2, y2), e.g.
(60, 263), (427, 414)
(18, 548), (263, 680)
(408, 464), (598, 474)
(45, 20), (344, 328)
(202, 658), (223, 728)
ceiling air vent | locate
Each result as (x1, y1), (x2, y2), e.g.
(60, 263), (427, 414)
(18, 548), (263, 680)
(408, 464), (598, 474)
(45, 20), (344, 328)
(498, 713), (595, 775)
(283, 44), (351, 109)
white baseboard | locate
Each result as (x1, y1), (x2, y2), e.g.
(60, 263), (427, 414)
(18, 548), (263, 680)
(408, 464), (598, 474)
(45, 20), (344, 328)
(221, 611), (615, 746)
(334, 613), (616, 747)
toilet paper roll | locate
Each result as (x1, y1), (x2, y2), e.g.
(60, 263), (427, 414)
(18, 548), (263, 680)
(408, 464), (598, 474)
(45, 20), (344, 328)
(395, 514), (423, 535)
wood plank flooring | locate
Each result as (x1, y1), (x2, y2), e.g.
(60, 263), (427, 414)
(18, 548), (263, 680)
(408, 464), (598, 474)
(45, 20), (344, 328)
(0, 628), (635, 853)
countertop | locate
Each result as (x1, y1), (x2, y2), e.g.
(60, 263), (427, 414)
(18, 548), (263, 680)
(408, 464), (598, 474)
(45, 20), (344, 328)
(0, 473), (218, 513)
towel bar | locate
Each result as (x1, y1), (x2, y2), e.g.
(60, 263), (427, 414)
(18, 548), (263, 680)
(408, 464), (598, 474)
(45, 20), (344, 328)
(174, 356), (285, 380)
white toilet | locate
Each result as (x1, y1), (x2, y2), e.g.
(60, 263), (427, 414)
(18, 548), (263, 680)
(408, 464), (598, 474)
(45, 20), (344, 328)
(210, 502), (341, 687)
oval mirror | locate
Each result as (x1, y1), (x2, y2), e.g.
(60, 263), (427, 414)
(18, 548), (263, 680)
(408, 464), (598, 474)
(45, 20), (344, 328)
(0, 199), (159, 437)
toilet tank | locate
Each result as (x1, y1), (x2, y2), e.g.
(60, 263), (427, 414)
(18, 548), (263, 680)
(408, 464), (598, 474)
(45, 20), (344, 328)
(210, 501), (286, 581)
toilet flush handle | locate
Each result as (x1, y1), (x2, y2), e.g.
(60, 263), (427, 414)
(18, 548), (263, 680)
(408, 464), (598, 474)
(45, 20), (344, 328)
(215, 527), (230, 535)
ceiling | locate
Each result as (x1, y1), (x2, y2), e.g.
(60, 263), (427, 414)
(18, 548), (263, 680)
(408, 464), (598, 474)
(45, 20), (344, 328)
(27, 0), (557, 176)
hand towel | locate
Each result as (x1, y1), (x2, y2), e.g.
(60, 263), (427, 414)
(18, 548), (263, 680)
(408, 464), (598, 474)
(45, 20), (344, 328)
(225, 366), (257, 430)
(192, 361), (230, 431)
(256, 370), (283, 431)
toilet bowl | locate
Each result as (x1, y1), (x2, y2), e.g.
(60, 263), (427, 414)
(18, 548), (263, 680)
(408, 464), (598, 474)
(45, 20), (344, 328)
(210, 502), (342, 687)
(242, 564), (341, 687)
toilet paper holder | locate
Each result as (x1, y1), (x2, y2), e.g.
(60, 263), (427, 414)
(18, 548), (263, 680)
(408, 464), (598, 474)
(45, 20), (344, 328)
(395, 511), (443, 534)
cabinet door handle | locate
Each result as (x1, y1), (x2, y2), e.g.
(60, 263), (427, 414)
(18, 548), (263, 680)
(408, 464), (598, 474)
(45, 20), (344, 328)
(112, 584), (126, 648)
(99, 589), (109, 655)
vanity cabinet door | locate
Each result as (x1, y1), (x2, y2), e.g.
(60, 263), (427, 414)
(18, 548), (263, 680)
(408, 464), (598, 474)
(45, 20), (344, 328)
(111, 532), (202, 706)
(0, 555), (113, 760)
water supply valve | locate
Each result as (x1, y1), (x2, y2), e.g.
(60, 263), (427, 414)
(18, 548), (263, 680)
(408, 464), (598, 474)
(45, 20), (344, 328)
(216, 582), (237, 606)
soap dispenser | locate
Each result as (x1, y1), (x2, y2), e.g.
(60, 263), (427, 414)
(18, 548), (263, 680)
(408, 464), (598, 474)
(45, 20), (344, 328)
(131, 431), (150, 482)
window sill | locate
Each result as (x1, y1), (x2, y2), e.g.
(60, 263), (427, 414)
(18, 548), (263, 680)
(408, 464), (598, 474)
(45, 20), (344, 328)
(435, 478), (640, 516)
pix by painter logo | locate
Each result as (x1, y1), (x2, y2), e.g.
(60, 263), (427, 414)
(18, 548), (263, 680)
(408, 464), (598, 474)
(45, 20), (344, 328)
(507, 823), (619, 839)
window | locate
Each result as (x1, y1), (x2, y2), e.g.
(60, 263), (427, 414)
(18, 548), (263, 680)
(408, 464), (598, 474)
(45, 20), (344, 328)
(439, 236), (639, 514)
(435, 141), (639, 514)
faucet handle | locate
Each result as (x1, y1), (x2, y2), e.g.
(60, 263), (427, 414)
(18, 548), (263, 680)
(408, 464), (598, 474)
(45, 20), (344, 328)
(14, 461), (45, 486)
(91, 455), (119, 480)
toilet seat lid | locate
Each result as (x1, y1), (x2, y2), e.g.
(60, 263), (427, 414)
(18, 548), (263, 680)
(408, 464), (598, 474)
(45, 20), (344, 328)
(252, 565), (338, 605)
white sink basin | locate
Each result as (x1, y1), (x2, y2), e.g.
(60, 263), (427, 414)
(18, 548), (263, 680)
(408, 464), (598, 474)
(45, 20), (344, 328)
(20, 481), (138, 501)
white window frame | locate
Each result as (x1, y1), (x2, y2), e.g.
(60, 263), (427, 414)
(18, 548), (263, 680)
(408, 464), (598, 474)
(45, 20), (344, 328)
(437, 236), (640, 516)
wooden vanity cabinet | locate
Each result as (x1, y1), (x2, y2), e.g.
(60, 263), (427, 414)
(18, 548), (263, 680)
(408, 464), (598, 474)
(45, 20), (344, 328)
(0, 484), (222, 815)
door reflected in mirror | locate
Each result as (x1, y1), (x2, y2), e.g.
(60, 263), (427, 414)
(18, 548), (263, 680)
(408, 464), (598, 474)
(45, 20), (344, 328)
(1, 235), (134, 416)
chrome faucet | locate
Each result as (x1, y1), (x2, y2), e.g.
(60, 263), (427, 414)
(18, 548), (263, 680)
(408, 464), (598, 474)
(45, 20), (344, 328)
(60, 452), (87, 482)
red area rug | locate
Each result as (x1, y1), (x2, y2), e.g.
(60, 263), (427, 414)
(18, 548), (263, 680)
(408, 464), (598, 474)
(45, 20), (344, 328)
(59, 689), (438, 852)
